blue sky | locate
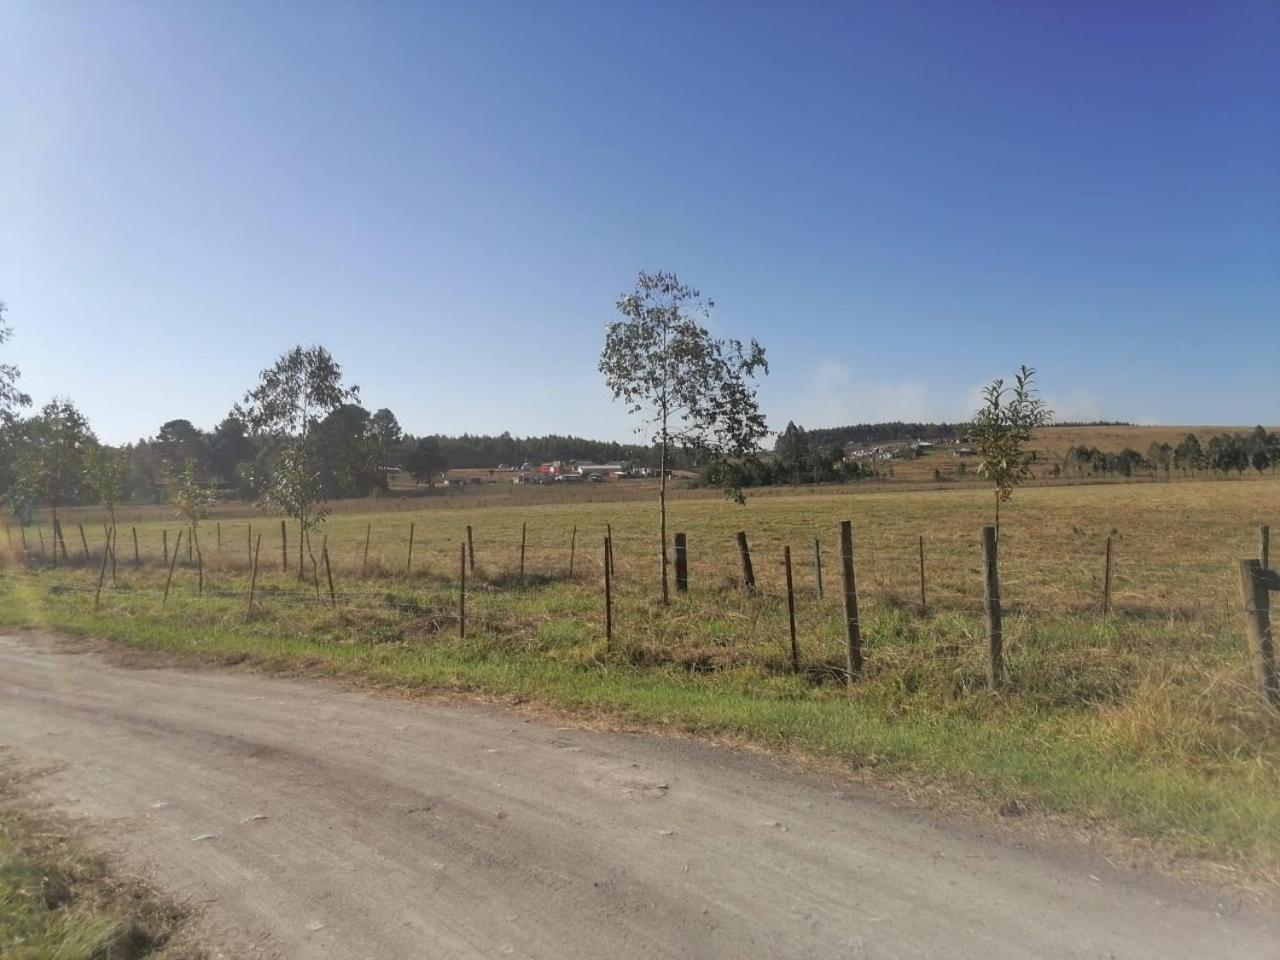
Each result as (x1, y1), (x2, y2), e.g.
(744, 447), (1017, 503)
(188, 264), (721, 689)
(2, 1), (1276, 444)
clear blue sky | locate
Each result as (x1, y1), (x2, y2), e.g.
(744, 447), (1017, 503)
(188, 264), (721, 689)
(2, 1), (1276, 444)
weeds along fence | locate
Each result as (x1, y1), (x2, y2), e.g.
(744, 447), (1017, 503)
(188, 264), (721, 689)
(3, 515), (1277, 704)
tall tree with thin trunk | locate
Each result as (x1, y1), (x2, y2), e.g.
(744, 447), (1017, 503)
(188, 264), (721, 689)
(600, 271), (768, 604)
(12, 399), (96, 562)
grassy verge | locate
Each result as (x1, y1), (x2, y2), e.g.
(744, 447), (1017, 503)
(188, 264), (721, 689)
(0, 801), (187, 959)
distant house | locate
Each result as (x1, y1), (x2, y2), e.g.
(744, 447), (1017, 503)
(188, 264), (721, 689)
(953, 447), (977, 458)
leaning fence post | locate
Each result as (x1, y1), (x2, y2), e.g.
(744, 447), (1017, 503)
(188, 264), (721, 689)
(918, 535), (927, 614)
(1261, 525), (1271, 571)
(361, 522), (372, 577)
(466, 524), (475, 573)
(406, 522), (415, 574)
(674, 532), (688, 593)
(194, 529), (203, 597)
(1103, 534), (1114, 617)
(839, 520), (861, 682)
(93, 528), (112, 610)
(78, 523), (90, 561)
(131, 526), (140, 568)
(812, 538), (823, 599)
(736, 531), (756, 595)
(568, 525), (577, 578)
(784, 546), (799, 673)
(982, 525), (1004, 689)
(162, 529), (169, 568)
(247, 533), (262, 619)
(603, 537), (613, 653)
(323, 545), (336, 607)
(606, 523), (615, 576)
(459, 542), (467, 638)
(163, 530), (183, 605)
(1238, 559), (1279, 708)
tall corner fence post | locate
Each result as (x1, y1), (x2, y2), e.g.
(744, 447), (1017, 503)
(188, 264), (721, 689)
(839, 520), (861, 683)
(981, 524), (1004, 690)
(784, 545), (799, 674)
(1238, 559), (1279, 708)
(674, 532), (688, 593)
(459, 541), (467, 638)
(736, 531), (755, 595)
(603, 536), (613, 653)
(1103, 534), (1113, 617)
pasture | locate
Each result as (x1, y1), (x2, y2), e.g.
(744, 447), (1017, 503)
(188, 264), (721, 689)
(3, 477), (1279, 878)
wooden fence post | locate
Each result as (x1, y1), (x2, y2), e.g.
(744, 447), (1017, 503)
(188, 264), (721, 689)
(163, 530), (183, 605)
(1261, 525), (1271, 571)
(784, 546), (799, 673)
(736, 531), (756, 595)
(1238, 559), (1279, 708)
(132, 527), (140, 568)
(982, 525), (1004, 689)
(19, 524), (27, 557)
(519, 522), (526, 579)
(674, 532), (688, 593)
(1103, 534), (1113, 617)
(606, 523), (614, 576)
(459, 542), (467, 638)
(916, 537), (926, 611)
(466, 524), (475, 573)
(216, 521), (222, 554)
(568, 525), (577, 578)
(193, 529), (203, 597)
(78, 523), (90, 561)
(362, 522), (372, 577)
(281, 519), (288, 574)
(93, 529), (111, 611)
(406, 522), (415, 574)
(812, 538), (823, 599)
(247, 533), (261, 619)
(162, 529), (169, 568)
(603, 537), (613, 653)
(323, 545), (336, 607)
(839, 520), (861, 682)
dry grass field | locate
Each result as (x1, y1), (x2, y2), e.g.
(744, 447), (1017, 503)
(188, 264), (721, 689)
(4, 475), (1280, 880)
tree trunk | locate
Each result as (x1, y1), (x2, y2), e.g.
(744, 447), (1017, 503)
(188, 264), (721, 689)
(659, 436), (669, 605)
(298, 517), (305, 580)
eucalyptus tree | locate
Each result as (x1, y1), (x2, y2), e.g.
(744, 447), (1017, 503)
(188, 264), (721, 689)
(971, 365), (1052, 530)
(12, 399), (96, 562)
(600, 271), (769, 604)
(0, 302), (31, 421)
(237, 346), (359, 577)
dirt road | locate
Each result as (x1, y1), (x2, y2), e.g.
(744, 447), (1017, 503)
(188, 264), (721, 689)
(0, 634), (1274, 959)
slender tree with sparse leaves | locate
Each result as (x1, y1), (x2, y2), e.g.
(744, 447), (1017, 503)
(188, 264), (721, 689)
(237, 346), (358, 578)
(0, 302), (32, 422)
(600, 271), (768, 604)
(971, 365), (1052, 530)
